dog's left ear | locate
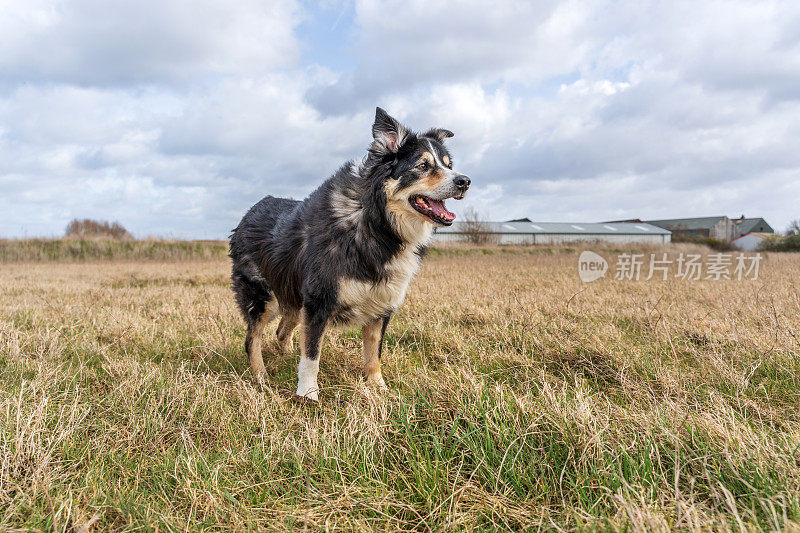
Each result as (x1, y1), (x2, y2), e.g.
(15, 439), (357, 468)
(426, 128), (454, 142)
(372, 107), (410, 155)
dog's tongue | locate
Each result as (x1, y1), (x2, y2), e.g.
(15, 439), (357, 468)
(428, 199), (455, 220)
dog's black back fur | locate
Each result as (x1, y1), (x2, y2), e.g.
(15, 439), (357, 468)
(229, 159), (410, 316)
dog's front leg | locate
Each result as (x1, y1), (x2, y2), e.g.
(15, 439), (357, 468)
(362, 314), (391, 390)
(295, 307), (328, 401)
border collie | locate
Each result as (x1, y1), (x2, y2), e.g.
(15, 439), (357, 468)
(229, 108), (470, 401)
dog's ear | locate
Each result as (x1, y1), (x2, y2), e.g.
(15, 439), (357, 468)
(372, 107), (410, 155)
(426, 128), (454, 142)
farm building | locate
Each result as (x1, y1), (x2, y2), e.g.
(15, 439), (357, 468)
(731, 232), (774, 251)
(432, 221), (671, 245)
(733, 216), (774, 236)
(645, 216), (736, 241)
(645, 215), (774, 241)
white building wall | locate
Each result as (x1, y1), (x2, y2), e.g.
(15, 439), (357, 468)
(498, 234), (536, 245)
(731, 234), (764, 251)
(431, 233), (671, 244)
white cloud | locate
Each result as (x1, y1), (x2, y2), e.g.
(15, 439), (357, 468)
(0, 73), (375, 237)
(1, 0), (800, 237)
(0, 0), (301, 86)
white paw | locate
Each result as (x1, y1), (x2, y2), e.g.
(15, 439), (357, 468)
(296, 357), (320, 401)
(295, 381), (319, 402)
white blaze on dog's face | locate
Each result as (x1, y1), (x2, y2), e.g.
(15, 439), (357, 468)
(371, 108), (471, 243)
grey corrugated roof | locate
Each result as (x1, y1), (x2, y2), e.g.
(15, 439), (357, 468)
(735, 218), (774, 234)
(645, 216), (726, 230)
(436, 221), (671, 235)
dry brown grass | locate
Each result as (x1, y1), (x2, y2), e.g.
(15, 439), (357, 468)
(1, 244), (799, 530)
(0, 239), (228, 262)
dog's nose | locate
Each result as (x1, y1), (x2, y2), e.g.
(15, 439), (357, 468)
(453, 175), (470, 189)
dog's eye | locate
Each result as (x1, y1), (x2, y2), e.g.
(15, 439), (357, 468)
(416, 162), (428, 171)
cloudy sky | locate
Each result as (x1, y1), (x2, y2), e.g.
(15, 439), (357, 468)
(2, 0), (799, 238)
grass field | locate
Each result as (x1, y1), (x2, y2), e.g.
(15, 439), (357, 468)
(1, 243), (799, 530)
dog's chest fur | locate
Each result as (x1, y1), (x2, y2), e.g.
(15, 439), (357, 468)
(333, 245), (422, 328)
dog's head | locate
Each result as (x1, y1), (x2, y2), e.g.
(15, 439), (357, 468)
(370, 107), (470, 235)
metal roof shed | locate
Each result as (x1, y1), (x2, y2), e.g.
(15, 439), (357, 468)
(433, 221), (671, 245)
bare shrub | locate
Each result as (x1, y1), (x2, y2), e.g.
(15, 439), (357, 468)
(785, 219), (800, 236)
(759, 233), (800, 252)
(461, 207), (495, 244)
(64, 218), (133, 240)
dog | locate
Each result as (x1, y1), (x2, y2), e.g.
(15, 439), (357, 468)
(229, 108), (470, 401)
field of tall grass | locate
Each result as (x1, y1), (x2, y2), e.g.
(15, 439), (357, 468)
(1, 241), (798, 530)
(0, 239), (229, 262)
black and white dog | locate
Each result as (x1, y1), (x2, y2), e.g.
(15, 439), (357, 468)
(229, 108), (470, 401)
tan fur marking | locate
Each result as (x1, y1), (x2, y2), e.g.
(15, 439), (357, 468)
(276, 311), (298, 353)
(383, 180), (434, 244)
(298, 308), (307, 356)
(362, 318), (385, 387)
(422, 171), (447, 189)
(442, 155), (450, 167)
(420, 152), (435, 166)
(247, 299), (279, 381)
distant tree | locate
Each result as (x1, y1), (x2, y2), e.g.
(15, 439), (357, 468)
(786, 219), (800, 236)
(759, 232), (800, 252)
(462, 207), (494, 244)
(65, 218), (133, 240)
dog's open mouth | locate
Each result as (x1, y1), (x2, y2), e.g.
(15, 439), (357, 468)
(410, 195), (456, 226)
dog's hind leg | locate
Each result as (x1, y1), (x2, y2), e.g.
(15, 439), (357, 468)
(276, 310), (298, 354)
(232, 263), (279, 383)
(362, 314), (391, 390)
(245, 299), (279, 383)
